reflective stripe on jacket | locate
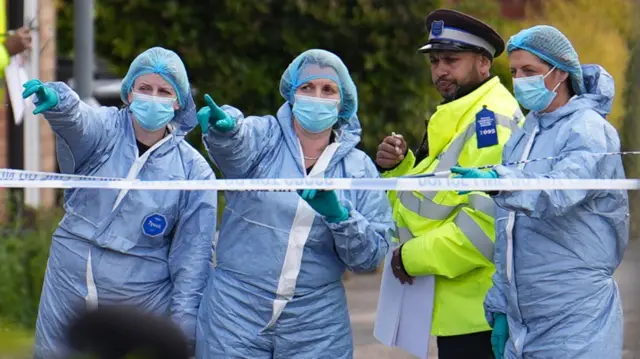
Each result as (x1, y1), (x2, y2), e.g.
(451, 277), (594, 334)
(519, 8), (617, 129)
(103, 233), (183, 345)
(384, 77), (524, 336)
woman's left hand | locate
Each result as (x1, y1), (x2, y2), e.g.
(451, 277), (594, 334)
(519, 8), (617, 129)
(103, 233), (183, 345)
(298, 189), (349, 223)
(450, 166), (498, 179)
(197, 94), (235, 133)
(450, 166), (499, 195)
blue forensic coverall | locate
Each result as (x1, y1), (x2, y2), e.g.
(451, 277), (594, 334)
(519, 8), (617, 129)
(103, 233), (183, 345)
(33, 49), (217, 359)
(195, 106), (393, 358)
(484, 64), (629, 358)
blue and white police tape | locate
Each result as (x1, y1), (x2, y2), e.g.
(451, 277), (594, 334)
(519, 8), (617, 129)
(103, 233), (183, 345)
(405, 151), (640, 178)
(1, 169), (639, 192)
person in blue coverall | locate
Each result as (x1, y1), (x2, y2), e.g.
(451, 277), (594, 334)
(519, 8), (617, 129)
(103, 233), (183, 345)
(195, 48), (394, 359)
(452, 26), (629, 358)
(25, 47), (217, 358)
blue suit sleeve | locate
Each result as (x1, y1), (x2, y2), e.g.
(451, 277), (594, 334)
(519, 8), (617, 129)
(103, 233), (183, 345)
(325, 158), (393, 272)
(168, 157), (217, 346)
(493, 112), (622, 219)
(40, 82), (118, 174)
(202, 105), (280, 179)
(484, 271), (508, 327)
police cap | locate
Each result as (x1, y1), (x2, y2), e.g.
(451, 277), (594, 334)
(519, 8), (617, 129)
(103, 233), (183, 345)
(418, 9), (505, 59)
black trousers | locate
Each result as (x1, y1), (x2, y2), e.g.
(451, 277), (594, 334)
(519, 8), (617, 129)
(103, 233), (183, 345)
(437, 331), (494, 359)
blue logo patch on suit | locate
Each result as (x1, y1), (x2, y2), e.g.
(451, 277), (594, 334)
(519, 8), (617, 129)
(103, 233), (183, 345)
(142, 213), (168, 237)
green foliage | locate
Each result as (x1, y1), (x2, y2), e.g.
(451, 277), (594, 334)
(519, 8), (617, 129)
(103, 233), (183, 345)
(56, 0), (444, 156)
(518, 0), (635, 130)
(0, 209), (61, 329)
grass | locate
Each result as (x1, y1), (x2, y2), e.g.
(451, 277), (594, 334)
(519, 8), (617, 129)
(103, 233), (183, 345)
(0, 320), (34, 358)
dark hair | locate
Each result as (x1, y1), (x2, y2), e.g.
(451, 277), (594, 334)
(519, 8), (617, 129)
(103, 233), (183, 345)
(568, 81), (576, 97)
(474, 49), (494, 63)
(536, 57), (575, 96)
(67, 306), (190, 359)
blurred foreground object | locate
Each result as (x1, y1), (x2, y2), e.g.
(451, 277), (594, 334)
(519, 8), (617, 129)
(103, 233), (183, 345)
(67, 306), (190, 359)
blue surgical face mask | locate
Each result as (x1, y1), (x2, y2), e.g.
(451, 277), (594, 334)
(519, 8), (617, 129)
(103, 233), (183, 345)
(513, 66), (562, 112)
(292, 94), (340, 133)
(130, 92), (176, 131)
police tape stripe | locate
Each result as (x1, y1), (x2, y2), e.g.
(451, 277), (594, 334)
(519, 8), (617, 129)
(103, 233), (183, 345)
(405, 151), (640, 179)
(0, 169), (123, 182)
(0, 169), (638, 191)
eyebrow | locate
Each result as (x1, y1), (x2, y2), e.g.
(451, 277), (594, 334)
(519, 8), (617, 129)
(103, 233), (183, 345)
(137, 82), (174, 92)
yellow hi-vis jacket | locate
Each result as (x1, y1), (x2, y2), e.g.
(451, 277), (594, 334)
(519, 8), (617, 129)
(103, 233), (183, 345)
(383, 77), (524, 336)
(0, 0), (12, 100)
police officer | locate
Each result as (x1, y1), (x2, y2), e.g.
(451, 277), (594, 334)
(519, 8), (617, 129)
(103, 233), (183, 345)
(375, 9), (523, 359)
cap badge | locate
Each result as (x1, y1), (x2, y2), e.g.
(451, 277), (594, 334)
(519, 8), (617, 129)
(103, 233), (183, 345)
(431, 20), (444, 37)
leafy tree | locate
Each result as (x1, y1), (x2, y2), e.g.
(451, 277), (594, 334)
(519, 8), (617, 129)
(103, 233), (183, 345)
(56, 0), (444, 157)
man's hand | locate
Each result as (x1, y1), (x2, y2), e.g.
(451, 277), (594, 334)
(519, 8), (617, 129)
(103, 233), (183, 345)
(376, 134), (408, 169)
(391, 245), (414, 285)
(5, 27), (32, 56)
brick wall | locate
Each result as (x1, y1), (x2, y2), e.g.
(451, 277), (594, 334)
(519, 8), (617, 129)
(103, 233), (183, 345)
(38, 0), (57, 208)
